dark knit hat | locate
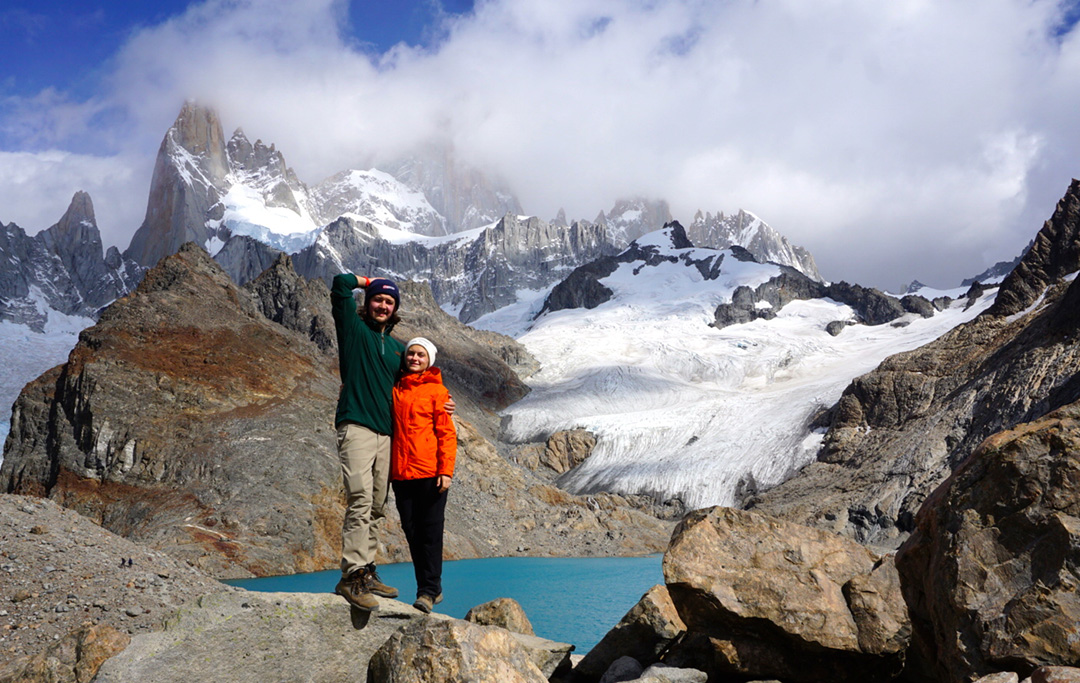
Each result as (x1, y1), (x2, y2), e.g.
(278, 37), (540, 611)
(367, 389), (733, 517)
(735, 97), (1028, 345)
(366, 278), (400, 310)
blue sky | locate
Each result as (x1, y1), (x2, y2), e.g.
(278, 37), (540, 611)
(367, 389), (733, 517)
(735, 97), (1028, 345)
(2, 0), (1080, 290)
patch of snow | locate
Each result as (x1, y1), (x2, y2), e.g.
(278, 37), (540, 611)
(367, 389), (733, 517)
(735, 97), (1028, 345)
(219, 184), (320, 252)
(0, 315), (93, 466)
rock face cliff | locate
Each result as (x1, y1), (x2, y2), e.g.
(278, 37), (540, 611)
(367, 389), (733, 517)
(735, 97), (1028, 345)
(0, 244), (671, 578)
(293, 213), (615, 323)
(0, 192), (142, 330)
(749, 179), (1080, 548)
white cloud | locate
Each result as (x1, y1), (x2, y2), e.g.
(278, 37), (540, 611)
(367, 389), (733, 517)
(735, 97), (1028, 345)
(1, 0), (1078, 287)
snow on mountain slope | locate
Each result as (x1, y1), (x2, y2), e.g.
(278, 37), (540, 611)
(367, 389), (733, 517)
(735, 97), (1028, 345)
(313, 169), (448, 237)
(488, 230), (993, 510)
(0, 312), (94, 465)
(210, 184), (320, 254)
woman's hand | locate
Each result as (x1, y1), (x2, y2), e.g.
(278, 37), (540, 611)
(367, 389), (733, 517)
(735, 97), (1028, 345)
(436, 475), (452, 493)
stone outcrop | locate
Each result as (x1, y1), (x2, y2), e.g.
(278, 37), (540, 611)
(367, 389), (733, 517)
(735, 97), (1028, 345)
(0, 624), (129, 683)
(660, 507), (908, 683)
(368, 616), (563, 683)
(0, 244), (672, 578)
(574, 585), (686, 682)
(465, 597), (535, 636)
(895, 400), (1080, 683)
(93, 592), (435, 682)
(211, 233), (284, 286)
(749, 231), (1080, 547)
(988, 179), (1080, 316)
(243, 251), (336, 354)
(597, 198), (674, 247)
(542, 430), (597, 474)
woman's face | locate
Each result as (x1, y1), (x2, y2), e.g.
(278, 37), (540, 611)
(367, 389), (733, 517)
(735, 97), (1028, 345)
(405, 344), (430, 373)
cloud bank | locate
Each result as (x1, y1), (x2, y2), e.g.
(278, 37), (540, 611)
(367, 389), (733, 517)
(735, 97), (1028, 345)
(1, 0), (1078, 289)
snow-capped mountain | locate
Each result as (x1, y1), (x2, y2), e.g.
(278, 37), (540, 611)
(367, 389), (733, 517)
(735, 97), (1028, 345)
(595, 198), (674, 247)
(687, 209), (822, 281)
(310, 169), (447, 237)
(292, 212), (614, 323)
(485, 224), (994, 510)
(0, 191), (141, 330)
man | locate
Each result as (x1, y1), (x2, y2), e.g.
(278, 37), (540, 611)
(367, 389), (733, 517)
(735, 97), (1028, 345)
(330, 273), (405, 611)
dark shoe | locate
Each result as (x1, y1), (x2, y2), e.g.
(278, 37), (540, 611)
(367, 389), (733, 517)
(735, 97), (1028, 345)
(364, 564), (398, 598)
(413, 593), (443, 614)
(335, 570), (379, 612)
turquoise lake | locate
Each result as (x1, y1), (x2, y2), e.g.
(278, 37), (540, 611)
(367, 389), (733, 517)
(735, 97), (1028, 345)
(225, 555), (663, 652)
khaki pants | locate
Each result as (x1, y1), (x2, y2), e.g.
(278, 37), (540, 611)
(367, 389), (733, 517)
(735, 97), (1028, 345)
(337, 423), (390, 576)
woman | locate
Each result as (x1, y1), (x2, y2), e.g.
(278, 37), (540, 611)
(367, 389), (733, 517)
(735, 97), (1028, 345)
(391, 337), (457, 613)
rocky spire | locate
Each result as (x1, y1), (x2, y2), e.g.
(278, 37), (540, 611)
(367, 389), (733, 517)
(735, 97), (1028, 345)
(123, 101), (230, 268)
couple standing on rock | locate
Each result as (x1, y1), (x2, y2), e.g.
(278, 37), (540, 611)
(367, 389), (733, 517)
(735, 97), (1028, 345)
(330, 273), (457, 614)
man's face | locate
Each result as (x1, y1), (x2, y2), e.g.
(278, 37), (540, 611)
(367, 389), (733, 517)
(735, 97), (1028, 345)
(367, 293), (396, 324)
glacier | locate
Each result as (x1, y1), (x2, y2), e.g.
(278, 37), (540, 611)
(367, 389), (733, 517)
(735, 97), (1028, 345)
(483, 233), (994, 510)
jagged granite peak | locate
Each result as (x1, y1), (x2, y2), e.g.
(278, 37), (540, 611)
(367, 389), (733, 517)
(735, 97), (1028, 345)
(310, 168), (447, 236)
(552, 208), (568, 227)
(225, 127), (313, 217)
(0, 194), (143, 330)
(599, 197), (673, 247)
(123, 101), (231, 268)
(37, 191), (142, 312)
(242, 251), (335, 354)
(292, 212), (613, 324)
(382, 141), (523, 233)
(687, 208), (823, 281)
(988, 178), (1080, 316)
(457, 213), (613, 322)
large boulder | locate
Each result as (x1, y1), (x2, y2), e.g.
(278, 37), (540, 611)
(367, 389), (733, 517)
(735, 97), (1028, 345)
(574, 585), (686, 682)
(895, 400), (1080, 683)
(661, 507), (908, 683)
(465, 597), (536, 636)
(367, 617), (558, 683)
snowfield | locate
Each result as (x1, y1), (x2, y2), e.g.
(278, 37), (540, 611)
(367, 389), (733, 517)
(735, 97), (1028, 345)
(0, 312), (94, 466)
(481, 230), (994, 510)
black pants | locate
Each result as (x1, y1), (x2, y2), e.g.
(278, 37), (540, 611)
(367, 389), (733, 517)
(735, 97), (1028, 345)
(392, 477), (448, 598)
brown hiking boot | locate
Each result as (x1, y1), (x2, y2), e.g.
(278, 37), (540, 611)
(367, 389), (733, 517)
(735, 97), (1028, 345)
(364, 564), (398, 598)
(412, 593), (443, 614)
(335, 570), (379, 611)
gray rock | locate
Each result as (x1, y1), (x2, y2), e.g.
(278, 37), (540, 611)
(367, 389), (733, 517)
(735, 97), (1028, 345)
(662, 507), (905, 683)
(367, 615), (552, 683)
(896, 401), (1080, 683)
(465, 597), (535, 636)
(95, 592), (414, 682)
(599, 656), (644, 683)
(989, 179), (1080, 316)
(636, 662), (708, 682)
(575, 585), (685, 682)
(974, 674), (1021, 683)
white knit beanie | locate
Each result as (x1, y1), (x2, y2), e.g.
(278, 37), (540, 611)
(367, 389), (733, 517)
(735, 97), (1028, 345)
(405, 337), (438, 367)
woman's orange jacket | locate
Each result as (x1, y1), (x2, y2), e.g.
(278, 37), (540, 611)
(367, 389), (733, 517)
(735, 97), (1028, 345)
(391, 367), (457, 481)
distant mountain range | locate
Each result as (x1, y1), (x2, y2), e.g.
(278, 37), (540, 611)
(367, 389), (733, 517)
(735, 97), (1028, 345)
(0, 101), (825, 330)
